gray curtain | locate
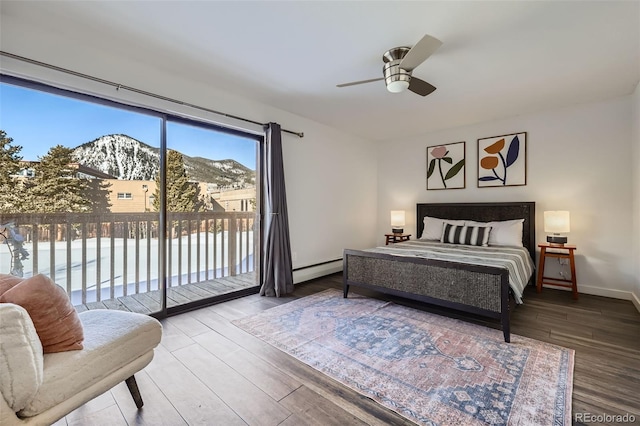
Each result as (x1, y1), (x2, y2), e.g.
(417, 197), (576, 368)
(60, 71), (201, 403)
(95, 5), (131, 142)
(259, 123), (294, 297)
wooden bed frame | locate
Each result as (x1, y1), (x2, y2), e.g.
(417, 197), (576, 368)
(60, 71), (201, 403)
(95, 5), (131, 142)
(343, 202), (536, 343)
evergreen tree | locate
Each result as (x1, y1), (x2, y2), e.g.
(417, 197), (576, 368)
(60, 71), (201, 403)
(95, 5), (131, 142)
(85, 179), (113, 213)
(152, 149), (202, 212)
(27, 145), (92, 213)
(0, 130), (25, 213)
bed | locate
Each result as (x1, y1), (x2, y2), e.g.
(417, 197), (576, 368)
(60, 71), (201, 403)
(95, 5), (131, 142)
(343, 202), (536, 342)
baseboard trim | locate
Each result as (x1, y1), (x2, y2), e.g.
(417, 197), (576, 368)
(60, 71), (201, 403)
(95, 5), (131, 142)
(293, 260), (342, 284)
(631, 291), (640, 313)
(577, 285), (637, 301)
(542, 283), (637, 303)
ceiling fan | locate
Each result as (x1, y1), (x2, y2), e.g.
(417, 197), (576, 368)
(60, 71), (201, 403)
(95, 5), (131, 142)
(337, 34), (442, 96)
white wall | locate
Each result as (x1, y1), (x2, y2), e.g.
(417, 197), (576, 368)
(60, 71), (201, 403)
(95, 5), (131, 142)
(632, 82), (640, 310)
(378, 96), (636, 300)
(0, 18), (378, 284)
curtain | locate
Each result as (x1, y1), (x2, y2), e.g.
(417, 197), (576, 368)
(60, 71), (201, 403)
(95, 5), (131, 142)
(259, 123), (294, 297)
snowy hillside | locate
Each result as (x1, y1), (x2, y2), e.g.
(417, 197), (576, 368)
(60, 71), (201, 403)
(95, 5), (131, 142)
(72, 134), (255, 187)
(73, 134), (159, 180)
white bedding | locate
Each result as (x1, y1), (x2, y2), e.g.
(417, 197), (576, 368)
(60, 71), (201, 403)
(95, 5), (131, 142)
(365, 240), (535, 303)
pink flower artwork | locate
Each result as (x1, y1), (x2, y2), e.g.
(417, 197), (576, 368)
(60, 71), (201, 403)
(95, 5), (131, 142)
(426, 142), (465, 190)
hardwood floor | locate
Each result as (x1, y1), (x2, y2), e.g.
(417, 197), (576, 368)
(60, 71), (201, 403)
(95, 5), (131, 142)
(55, 273), (640, 426)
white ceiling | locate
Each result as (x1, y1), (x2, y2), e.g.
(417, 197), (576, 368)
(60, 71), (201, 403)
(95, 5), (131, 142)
(1, 1), (639, 141)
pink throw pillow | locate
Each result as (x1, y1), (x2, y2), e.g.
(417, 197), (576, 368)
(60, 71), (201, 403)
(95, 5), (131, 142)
(0, 274), (84, 353)
(0, 273), (23, 296)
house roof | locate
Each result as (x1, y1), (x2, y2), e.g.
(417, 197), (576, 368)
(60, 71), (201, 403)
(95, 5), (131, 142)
(1, 1), (638, 141)
(19, 161), (117, 180)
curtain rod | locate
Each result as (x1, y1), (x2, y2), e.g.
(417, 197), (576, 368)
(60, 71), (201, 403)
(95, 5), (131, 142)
(0, 51), (304, 138)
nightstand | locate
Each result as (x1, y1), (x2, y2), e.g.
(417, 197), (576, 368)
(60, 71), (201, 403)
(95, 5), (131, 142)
(385, 234), (411, 245)
(536, 243), (578, 299)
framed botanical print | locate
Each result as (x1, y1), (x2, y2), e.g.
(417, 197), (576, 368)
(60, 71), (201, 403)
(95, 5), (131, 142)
(426, 141), (465, 190)
(477, 132), (527, 187)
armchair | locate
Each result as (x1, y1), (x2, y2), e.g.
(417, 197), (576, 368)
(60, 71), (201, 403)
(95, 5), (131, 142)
(0, 303), (162, 425)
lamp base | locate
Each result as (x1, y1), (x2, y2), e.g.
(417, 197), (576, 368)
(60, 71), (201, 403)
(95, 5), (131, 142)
(547, 235), (567, 244)
(392, 228), (404, 234)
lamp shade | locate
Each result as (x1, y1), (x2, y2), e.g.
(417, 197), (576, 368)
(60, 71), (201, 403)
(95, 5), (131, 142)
(390, 210), (406, 227)
(544, 211), (570, 233)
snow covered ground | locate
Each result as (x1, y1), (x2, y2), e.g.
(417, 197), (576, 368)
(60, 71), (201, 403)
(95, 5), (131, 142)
(0, 231), (255, 303)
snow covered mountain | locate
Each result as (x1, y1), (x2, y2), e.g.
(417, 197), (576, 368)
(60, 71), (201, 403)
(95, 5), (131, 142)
(72, 134), (255, 187)
(73, 134), (159, 181)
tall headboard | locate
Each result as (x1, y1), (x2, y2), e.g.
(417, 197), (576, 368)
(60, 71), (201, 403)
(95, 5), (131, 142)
(416, 202), (536, 258)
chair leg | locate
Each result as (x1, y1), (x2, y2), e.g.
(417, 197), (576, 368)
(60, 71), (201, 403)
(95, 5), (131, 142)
(125, 375), (144, 409)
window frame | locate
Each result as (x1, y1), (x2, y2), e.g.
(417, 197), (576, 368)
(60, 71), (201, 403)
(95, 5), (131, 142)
(0, 73), (263, 319)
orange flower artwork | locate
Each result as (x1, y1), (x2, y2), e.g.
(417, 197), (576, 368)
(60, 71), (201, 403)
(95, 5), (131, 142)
(478, 133), (527, 187)
(480, 156), (499, 169)
(483, 138), (505, 154)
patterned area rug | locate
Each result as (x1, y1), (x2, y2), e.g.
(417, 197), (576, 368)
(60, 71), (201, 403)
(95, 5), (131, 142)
(233, 289), (574, 425)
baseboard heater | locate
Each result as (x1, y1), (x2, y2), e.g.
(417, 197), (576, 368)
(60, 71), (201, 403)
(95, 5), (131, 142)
(293, 258), (342, 272)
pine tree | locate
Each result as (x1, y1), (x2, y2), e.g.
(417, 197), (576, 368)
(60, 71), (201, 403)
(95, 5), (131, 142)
(0, 130), (25, 213)
(152, 150), (202, 212)
(85, 179), (113, 212)
(27, 145), (92, 213)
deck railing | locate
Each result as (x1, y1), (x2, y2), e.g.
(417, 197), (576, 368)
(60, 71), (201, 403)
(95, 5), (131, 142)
(0, 212), (257, 304)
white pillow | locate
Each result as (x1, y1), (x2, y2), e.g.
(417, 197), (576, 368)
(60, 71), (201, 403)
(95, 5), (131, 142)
(465, 218), (524, 247)
(421, 216), (465, 240)
(0, 303), (44, 413)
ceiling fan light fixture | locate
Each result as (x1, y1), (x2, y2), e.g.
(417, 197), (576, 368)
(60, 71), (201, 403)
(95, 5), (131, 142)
(383, 59), (411, 93)
(386, 80), (410, 93)
(336, 35), (441, 97)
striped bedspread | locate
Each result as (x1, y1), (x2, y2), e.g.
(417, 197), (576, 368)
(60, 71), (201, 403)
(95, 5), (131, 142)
(364, 240), (535, 303)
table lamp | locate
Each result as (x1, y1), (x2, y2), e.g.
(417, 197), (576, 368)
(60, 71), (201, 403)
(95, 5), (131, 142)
(390, 210), (405, 234)
(544, 211), (570, 245)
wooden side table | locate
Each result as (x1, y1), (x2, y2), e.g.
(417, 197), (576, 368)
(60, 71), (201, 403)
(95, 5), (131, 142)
(536, 243), (578, 299)
(385, 234), (411, 245)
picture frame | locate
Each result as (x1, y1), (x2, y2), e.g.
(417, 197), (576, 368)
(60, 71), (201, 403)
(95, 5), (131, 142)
(426, 141), (465, 190)
(477, 132), (527, 187)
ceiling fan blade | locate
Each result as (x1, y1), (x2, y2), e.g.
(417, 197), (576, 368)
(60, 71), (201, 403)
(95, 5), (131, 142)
(408, 77), (436, 97)
(336, 77), (384, 88)
(399, 34), (442, 72)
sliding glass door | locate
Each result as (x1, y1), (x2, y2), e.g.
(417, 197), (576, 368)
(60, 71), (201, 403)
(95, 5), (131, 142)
(163, 119), (259, 310)
(0, 75), (260, 316)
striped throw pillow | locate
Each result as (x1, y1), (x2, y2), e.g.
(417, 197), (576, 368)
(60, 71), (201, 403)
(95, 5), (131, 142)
(441, 224), (492, 247)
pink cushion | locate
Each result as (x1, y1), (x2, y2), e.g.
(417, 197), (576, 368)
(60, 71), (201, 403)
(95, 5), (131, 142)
(0, 274), (23, 296)
(0, 274), (84, 353)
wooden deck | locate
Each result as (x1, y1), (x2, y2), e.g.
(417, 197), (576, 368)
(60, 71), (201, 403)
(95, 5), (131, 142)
(74, 272), (257, 313)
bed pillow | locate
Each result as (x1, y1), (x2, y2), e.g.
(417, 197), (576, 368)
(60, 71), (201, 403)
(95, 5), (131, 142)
(441, 224), (492, 247)
(465, 218), (524, 247)
(0, 274), (84, 353)
(421, 217), (465, 240)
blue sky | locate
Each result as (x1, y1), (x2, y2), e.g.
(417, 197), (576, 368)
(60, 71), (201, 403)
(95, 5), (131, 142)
(0, 83), (257, 169)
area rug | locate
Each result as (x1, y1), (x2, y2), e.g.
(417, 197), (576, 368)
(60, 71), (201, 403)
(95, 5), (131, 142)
(233, 289), (574, 425)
